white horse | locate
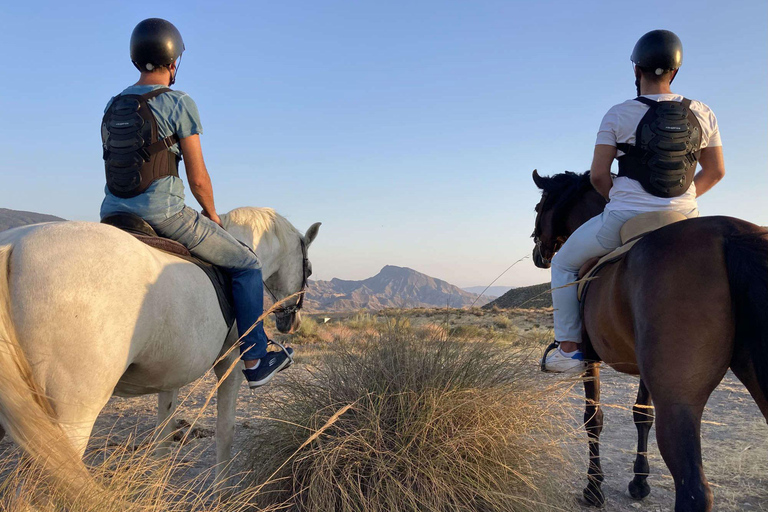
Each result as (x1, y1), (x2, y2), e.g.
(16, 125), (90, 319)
(0, 207), (320, 492)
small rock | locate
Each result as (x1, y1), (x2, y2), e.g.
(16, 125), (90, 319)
(630, 503), (642, 509)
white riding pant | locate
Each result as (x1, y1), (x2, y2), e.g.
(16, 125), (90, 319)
(551, 208), (698, 343)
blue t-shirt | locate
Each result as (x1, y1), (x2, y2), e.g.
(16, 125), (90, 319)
(100, 84), (203, 224)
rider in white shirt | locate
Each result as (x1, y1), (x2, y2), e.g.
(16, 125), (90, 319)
(543, 30), (726, 372)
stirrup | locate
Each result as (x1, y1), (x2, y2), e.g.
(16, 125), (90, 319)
(540, 341), (560, 372)
(269, 339), (294, 365)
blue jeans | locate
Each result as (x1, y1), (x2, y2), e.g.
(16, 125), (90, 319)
(149, 206), (269, 360)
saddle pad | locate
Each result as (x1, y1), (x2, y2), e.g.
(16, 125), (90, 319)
(578, 211), (688, 301)
(134, 235), (191, 257)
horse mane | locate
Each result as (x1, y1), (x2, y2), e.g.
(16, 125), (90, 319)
(222, 207), (299, 249)
(537, 171), (593, 212)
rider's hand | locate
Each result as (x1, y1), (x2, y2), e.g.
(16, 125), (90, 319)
(203, 210), (223, 227)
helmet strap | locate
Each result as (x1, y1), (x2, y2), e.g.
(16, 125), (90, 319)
(633, 64), (642, 97)
(668, 68), (678, 85)
(168, 55), (182, 87)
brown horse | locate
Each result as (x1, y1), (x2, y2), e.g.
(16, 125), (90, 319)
(530, 170), (768, 512)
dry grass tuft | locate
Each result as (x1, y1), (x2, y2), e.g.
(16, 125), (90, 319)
(247, 322), (573, 511)
(0, 432), (267, 512)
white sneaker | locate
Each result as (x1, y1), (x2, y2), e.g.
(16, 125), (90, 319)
(543, 347), (586, 373)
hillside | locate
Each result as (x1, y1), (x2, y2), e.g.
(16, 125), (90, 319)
(461, 286), (512, 298)
(483, 282), (552, 309)
(0, 208), (64, 231)
(305, 265), (490, 312)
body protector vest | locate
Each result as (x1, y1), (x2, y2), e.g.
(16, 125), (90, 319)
(617, 97), (702, 198)
(102, 88), (180, 198)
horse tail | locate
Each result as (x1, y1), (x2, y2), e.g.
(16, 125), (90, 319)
(0, 245), (100, 503)
(724, 230), (768, 398)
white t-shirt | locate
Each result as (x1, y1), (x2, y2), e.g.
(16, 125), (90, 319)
(596, 94), (721, 213)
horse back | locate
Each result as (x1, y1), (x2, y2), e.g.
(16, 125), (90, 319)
(583, 216), (762, 375)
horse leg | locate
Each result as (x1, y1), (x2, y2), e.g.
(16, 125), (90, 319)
(653, 401), (713, 512)
(155, 389), (180, 457)
(628, 379), (653, 500)
(213, 349), (242, 492)
(582, 363), (605, 507)
(56, 409), (102, 458)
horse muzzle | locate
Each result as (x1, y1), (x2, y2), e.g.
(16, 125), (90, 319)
(532, 245), (552, 269)
(275, 311), (302, 334)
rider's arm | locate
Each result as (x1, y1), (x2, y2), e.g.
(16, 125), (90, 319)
(590, 144), (617, 200)
(693, 146), (725, 197)
(179, 134), (222, 225)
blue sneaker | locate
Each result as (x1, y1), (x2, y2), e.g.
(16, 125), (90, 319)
(242, 346), (294, 388)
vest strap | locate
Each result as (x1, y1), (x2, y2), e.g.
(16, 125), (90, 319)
(634, 96), (657, 107)
(144, 134), (180, 157)
(140, 87), (173, 101)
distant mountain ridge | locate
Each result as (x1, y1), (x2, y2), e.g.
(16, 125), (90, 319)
(483, 282), (552, 309)
(305, 265), (490, 312)
(462, 286), (514, 299)
(0, 208), (65, 232)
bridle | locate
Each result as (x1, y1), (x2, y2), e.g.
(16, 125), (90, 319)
(263, 237), (311, 316)
(532, 189), (570, 257)
(532, 190), (548, 247)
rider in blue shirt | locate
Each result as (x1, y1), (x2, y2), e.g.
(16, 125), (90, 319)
(101, 18), (293, 388)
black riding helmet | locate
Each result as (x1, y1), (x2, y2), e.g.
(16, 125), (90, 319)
(130, 18), (185, 75)
(631, 29), (683, 74)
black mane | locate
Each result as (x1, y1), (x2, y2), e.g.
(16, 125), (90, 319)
(537, 171), (593, 212)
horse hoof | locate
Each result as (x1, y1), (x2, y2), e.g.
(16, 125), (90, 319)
(582, 486), (605, 508)
(628, 478), (651, 500)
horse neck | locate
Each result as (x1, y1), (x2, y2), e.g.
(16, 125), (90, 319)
(565, 189), (607, 236)
(219, 213), (290, 280)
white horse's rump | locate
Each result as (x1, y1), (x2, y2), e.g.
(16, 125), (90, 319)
(0, 208), (320, 489)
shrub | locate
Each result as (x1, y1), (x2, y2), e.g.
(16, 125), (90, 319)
(247, 325), (571, 511)
(292, 316), (320, 342)
(447, 323), (486, 340)
(346, 311), (380, 331)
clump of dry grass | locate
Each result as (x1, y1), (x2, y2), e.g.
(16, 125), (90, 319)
(0, 428), (265, 512)
(247, 323), (573, 511)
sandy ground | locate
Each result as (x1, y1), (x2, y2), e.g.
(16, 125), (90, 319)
(1, 308), (766, 511)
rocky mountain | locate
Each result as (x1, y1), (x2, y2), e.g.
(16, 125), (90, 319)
(483, 282), (552, 309)
(305, 265), (490, 312)
(0, 208), (64, 231)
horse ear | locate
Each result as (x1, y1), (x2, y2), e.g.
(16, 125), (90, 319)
(305, 222), (321, 247)
(532, 169), (547, 189)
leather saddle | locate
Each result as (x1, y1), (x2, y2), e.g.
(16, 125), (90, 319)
(101, 213), (235, 327)
(577, 211), (688, 301)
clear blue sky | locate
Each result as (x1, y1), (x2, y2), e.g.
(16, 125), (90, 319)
(1, 0), (766, 287)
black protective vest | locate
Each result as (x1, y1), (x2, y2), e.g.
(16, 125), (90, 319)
(617, 97), (702, 198)
(101, 88), (180, 198)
